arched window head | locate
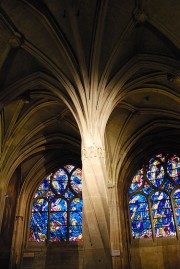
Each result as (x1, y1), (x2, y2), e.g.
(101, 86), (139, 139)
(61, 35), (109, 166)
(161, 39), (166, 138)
(128, 153), (180, 239)
(29, 165), (83, 242)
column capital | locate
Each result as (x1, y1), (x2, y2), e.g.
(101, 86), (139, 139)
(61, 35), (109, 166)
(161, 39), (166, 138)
(82, 144), (105, 159)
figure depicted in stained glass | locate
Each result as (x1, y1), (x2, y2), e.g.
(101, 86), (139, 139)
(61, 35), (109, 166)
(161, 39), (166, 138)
(151, 191), (176, 237)
(173, 189), (180, 231)
(129, 153), (180, 239)
(129, 194), (152, 238)
(29, 165), (83, 242)
(129, 169), (143, 194)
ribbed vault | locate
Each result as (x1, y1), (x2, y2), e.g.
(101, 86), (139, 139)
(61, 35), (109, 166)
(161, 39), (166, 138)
(0, 1), (179, 269)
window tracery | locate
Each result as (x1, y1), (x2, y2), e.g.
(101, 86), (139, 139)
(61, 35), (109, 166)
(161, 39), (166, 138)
(129, 153), (180, 239)
(29, 164), (83, 242)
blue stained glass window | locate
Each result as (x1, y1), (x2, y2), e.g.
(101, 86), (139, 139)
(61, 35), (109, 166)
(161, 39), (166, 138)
(29, 165), (83, 242)
(173, 190), (180, 232)
(64, 188), (74, 199)
(129, 194), (152, 238)
(70, 198), (83, 211)
(51, 198), (67, 212)
(64, 164), (76, 173)
(71, 168), (82, 193)
(29, 212), (48, 242)
(50, 224), (67, 241)
(32, 199), (48, 212)
(52, 169), (68, 194)
(173, 189), (180, 199)
(69, 225), (82, 241)
(34, 179), (50, 198)
(141, 181), (154, 195)
(151, 191), (176, 237)
(38, 179), (50, 190)
(162, 179), (175, 193)
(129, 169), (143, 194)
(146, 159), (164, 187)
(167, 155), (180, 184)
(129, 153), (180, 239)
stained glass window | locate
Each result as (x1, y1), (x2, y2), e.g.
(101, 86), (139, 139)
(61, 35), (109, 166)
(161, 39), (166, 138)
(29, 165), (83, 242)
(128, 153), (180, 239)
(129, 194), (152, 238)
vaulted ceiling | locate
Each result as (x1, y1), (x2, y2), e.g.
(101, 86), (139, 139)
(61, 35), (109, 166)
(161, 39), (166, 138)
(0, 0), (179, 186)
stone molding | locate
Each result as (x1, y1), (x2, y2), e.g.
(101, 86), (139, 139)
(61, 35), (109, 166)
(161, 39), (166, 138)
(9, 33), (23, 48)
(82, 145), (105, 159)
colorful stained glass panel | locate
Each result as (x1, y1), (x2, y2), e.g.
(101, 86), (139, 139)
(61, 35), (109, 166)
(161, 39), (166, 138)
(131, 220), (152, 238)
(52, 169), (68, 194)
(51, 198), (67, 212)
(70, 198), (83, 211)
(146, 159), (164, 187)
(29, 165), (83, 242)
(34, 190), (46, 198)
(167, 155), (180, 184)
(64, 164), (75, 173)
(32, 199), (48, 212)
(129, 154), (180, 240)
(129, 194), (147, 204)
(174, 208), (180, 227)
(38, 179), (50, 191)
(151, 191), (176, 237)
(70, 212), (82, 225)
(34, 179), (50, 198)
(129, 194), (152, 238)
(155, 153), (165, 163)
(69, 225), (82, 241)
(29, 212), (48, 242)
(50, 212), (67, 226)
(154, 219), (176, 237)
(174, 189), (180, 199)
(52, 180), (67, 194)
(129, 203), (149, 220)
(45, 190), (55, 200)
(53, 169), (68, 182)
(50, 225), (67, 241)
(173, 190), (180, 229)
(129, 169), (143, 194)
(141, 181), (153, 195)
(71, 168), (82, 193)
(63, 188), (74, 199)
(162, 179), (175, 193)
